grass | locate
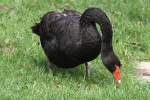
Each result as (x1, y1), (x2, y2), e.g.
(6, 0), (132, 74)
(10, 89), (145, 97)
(0, 0), (150, 99)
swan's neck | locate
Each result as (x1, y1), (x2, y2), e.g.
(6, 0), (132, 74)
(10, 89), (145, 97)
(80, 8), (113, 54)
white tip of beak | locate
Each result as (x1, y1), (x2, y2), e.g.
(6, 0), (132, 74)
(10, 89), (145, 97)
(115, 80), (121, 88)
(117, 80), (121, 84)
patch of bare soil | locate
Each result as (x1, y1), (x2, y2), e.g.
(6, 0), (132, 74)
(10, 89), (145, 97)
(0, 4), (13, 12)
(136, 61), (150, 82)
(0, 46), (16, 54)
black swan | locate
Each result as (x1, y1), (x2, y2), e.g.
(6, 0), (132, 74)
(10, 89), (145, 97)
(31, 8), (121, 84)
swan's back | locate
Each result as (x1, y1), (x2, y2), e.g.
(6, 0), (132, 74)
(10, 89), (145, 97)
(42, 11), (80, 29)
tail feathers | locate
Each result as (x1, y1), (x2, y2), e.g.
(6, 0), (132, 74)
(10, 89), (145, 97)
(31, 23), (40, 36)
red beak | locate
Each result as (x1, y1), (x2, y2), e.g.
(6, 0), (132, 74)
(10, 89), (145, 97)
(113, 65), (121, 85)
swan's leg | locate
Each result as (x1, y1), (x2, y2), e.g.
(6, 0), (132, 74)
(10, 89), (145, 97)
(47, 60), (56, 74)
(84, 62), (91, 78)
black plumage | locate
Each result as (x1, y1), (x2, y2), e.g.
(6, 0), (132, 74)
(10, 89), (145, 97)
(31, 8), (121, 75)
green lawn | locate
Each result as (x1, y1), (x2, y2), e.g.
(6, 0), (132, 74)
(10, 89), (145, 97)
(0, 0), (150, 99)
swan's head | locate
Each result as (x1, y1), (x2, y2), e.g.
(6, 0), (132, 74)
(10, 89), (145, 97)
(101, 51), (121, 86)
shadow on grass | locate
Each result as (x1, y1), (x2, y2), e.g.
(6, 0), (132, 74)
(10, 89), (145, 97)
(32, 56), (112, 86)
